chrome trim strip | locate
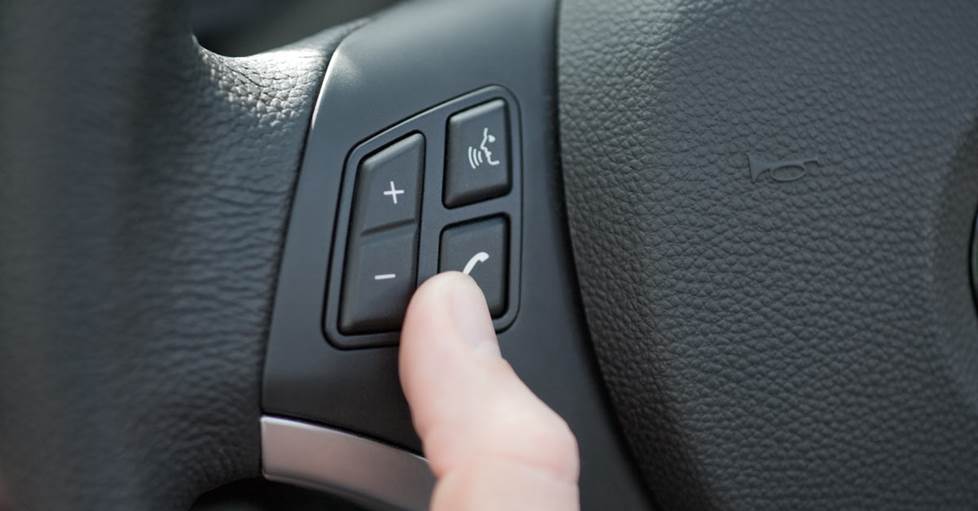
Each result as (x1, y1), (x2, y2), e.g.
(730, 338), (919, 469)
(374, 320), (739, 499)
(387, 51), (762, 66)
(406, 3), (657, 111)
(261, 416), (434, 511)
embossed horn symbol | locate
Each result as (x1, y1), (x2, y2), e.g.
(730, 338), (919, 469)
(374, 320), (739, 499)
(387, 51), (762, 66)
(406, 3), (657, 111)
(748, 154), (819, 183)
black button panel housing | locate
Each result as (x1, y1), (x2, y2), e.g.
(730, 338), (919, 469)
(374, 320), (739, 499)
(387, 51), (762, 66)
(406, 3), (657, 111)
(324, 88), (522, 349)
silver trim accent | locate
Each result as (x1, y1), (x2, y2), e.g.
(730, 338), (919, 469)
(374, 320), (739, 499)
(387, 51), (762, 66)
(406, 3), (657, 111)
(261, 416), (435, 511)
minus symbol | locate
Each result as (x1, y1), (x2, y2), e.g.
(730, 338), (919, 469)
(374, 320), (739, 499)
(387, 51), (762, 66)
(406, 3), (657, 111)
(374, 273), (396, 281)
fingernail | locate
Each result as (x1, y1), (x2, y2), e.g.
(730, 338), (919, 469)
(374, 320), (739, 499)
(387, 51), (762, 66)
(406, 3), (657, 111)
(448, 273), (500, 354)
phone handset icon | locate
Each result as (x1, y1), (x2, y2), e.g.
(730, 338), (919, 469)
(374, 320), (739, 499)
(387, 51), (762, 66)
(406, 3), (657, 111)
(462, 252), (490, 276)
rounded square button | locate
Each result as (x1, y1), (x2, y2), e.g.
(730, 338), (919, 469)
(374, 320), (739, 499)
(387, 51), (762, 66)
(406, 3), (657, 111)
(352, 133), (424, 235)
(439, 216), (508, 317)
(340, 226), (419, 334)
(444, 100), (511, 208)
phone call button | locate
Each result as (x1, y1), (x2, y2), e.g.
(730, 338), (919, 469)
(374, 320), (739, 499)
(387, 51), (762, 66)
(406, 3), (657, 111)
(439, 216), (509, 317)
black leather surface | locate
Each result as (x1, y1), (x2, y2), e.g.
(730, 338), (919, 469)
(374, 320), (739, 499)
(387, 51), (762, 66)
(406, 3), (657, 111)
(559, 1), (978, 509)
(0, 1), (360, 509)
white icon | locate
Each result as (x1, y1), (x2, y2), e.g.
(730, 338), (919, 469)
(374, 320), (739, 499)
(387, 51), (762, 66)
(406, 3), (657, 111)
(467, 128), (501, 170)
(374, 273), (397, 281)
(462, 252), (490, 275)
(383, 180), (405, 205)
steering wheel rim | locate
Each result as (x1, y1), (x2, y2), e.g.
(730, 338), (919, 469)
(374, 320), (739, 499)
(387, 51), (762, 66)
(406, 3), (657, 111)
(0, 1), (359, 508)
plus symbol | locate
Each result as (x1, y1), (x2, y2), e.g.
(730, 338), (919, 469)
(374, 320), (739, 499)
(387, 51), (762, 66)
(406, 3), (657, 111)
(383, 180), (405, 205)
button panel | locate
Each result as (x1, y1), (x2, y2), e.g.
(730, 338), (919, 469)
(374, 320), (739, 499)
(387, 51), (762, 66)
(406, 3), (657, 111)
(324, 88), (522, 349)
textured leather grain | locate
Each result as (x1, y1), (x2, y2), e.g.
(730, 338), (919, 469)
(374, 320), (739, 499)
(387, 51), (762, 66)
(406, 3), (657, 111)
(559, 1), (978, 509)
(0, 1), (360, 509)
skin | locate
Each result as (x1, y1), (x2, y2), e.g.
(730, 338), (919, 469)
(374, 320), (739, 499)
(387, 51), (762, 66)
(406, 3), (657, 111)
(399, 272), (581, 511)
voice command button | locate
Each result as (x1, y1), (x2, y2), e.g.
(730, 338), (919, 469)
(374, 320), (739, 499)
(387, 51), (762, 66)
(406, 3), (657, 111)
(444, 100), (510, 208)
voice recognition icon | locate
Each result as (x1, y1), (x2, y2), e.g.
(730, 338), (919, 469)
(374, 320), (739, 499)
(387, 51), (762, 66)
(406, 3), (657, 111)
(467, 127), (501, 170)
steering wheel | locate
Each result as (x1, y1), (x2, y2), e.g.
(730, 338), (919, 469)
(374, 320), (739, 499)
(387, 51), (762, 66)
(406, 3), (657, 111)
(2, 0), (976, 509)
